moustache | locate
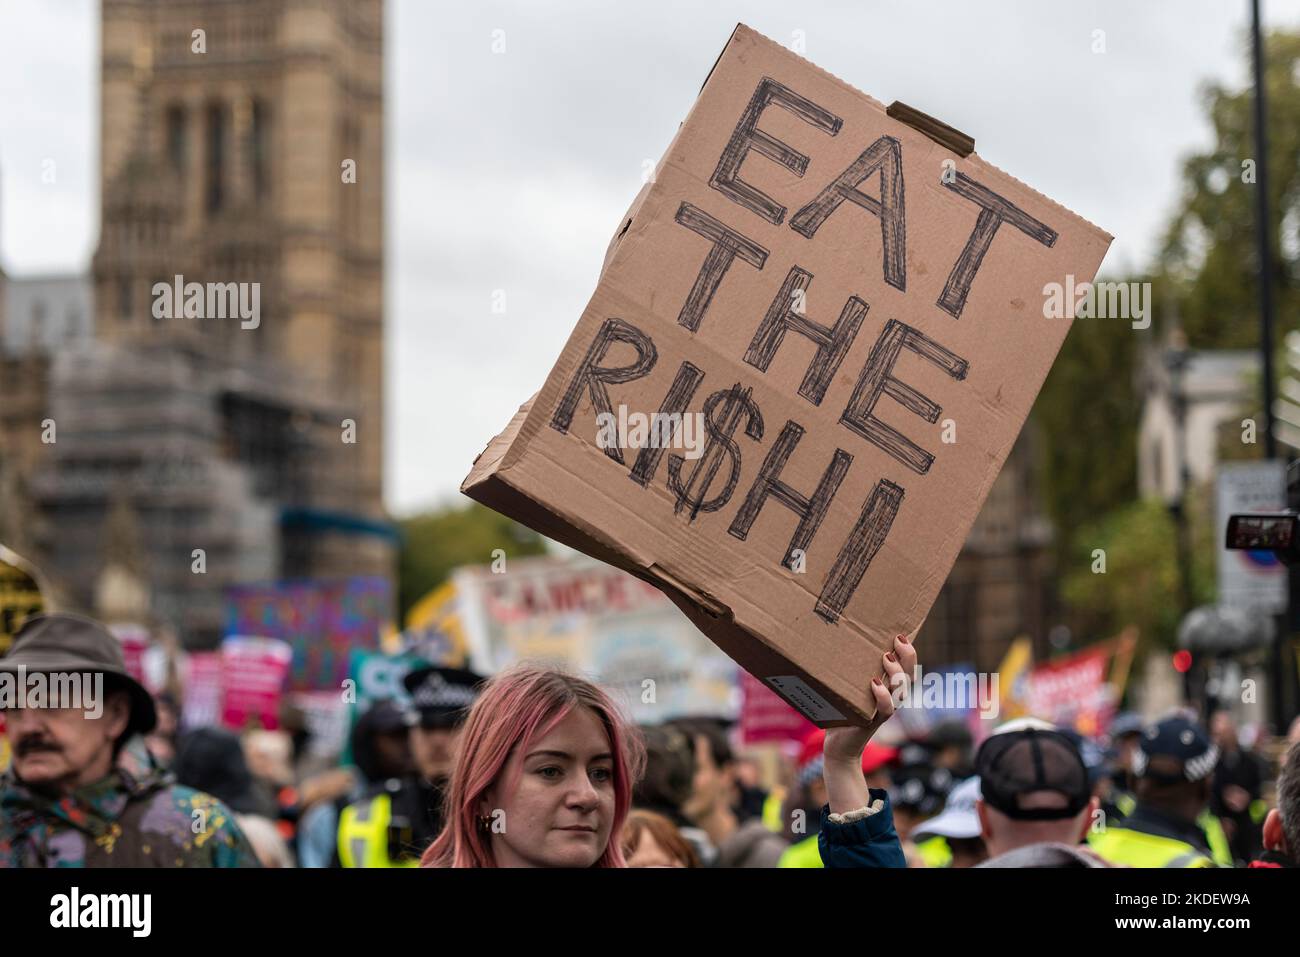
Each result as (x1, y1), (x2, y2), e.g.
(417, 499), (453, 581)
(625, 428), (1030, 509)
(15, 738), (61, 757)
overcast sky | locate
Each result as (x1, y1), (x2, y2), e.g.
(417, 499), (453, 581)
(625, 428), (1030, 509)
(3, 0), (1300, 516)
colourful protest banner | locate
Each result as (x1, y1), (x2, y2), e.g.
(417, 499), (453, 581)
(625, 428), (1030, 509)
(224, 577), (393, 691)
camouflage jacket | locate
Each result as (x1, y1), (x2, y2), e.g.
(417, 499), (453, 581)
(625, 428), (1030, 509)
(0, 742), (260, 868)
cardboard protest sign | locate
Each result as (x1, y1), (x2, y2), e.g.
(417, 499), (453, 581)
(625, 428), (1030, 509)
(463, 24), (1111, 726)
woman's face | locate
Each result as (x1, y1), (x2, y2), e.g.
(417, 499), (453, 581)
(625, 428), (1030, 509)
(480, 705), (617, 867)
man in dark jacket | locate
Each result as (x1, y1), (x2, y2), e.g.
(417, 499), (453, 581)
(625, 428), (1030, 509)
(1209, 710), (1267, 863)
(0, 614), (258, 867)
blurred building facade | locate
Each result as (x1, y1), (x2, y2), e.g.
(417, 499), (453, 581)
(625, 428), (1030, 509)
(1138, 346), (1257, 502)
(2, 275), (94, 357)
(0, 0), (392, 647)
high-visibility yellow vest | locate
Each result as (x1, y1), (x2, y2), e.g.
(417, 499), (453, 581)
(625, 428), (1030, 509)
(1089, 825), (1215, 868)
(915, 835), (953, 868)
(762, 789), (786, 834)
(337, 793), (421, 868)
(778, 834), (824, 868)
(1197, 810), (1233, 868)
(1249, 799), (1269, 825)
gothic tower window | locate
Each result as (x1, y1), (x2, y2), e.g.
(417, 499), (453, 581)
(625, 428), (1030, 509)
(205, 102), (226, 213)
(251, 98), (269, 199)
(166, 104), (187, 175)
(117, 277), (132, 322)
(31, 300), (47, 350)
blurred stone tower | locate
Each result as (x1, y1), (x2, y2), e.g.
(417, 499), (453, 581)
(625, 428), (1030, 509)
(32, 0), (393, 645)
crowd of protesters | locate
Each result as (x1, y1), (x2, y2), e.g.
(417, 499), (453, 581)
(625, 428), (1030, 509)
(2, 612), (1299, 869)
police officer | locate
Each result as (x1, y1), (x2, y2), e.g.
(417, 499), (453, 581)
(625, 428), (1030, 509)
(298, 698), (411, 868)
(336, 666), (483, 867)
(1090, 714), (1231, 867)
(1101, 712), (1145, 824)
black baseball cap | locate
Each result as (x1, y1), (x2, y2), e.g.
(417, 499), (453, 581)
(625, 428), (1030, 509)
(976, 718), (1091, 821)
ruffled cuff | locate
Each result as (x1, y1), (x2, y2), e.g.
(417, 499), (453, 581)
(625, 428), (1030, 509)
(827, 797), (885, 825)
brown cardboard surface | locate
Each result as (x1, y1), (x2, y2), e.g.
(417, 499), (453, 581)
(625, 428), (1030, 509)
(463, 23), (1112, 726)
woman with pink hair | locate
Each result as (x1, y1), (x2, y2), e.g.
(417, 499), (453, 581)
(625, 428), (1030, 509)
(420, 663), (646, 867)
(422, 635), (914, 868)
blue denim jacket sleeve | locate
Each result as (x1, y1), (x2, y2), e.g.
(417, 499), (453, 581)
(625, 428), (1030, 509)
(817, 788), (908, 868)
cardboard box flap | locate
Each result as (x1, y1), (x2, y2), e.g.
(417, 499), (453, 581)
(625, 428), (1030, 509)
(463, 395), (535, 489)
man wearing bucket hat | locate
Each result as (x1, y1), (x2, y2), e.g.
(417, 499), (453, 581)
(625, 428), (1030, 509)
(0, 613), (259, 867)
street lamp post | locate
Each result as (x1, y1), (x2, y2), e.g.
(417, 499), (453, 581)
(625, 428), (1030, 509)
(1166, 344), (1197, 706)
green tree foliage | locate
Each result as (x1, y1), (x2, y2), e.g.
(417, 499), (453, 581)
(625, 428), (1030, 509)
(1036, 29), (1300, 635)
(1158, 30), (1300, 350)
(1034, 294), (1142, 565)
(397, 502), (547, 620)
(1061, 491), (1216, 653)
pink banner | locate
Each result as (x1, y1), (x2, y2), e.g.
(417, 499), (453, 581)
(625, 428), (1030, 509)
(116, 628), (149, 686)
(1027, 644), (1116, 736)
(219, 636), (293, 732)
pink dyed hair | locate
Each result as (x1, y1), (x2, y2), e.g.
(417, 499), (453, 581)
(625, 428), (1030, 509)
(420, 663), (646, 868)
